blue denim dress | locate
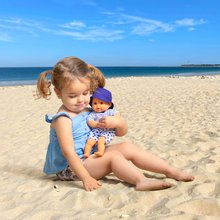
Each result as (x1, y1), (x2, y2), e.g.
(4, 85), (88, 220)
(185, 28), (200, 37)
(43, 111), (97, 174)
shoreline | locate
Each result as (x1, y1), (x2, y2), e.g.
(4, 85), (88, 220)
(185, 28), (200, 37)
(1, 76), (220, 219)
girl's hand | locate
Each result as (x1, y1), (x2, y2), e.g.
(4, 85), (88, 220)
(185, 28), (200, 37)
(97, 116), (119, 129)
(83, 176), (102, 191)
(97, 114), (128, 136)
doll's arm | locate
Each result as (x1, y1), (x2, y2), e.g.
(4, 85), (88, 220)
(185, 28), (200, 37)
(87, 119), (99, 128)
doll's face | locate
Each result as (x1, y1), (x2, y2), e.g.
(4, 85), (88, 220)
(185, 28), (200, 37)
(91, 98), (111, 113)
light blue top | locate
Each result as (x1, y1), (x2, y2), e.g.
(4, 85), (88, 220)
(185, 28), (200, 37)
(43, 110), (97, 174)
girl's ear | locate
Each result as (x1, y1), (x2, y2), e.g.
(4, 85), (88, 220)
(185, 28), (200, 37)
(54, 88), (61, 99)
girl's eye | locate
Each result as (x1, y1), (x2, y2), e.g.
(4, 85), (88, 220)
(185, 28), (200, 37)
(83, 91), (89, 96)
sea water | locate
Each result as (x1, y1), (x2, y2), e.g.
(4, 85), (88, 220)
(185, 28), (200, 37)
(0, 66), (220, 86)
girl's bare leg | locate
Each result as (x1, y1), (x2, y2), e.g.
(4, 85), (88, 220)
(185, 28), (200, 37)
(107, 141), (194, 182)
(83, 151), (174, 191)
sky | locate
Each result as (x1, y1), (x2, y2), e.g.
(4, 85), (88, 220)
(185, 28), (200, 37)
(0, 0), (220, 67)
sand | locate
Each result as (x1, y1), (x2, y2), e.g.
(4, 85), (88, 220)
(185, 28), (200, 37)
(0, 76), (220, 220)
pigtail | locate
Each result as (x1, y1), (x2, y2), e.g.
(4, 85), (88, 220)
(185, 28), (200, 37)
(92, 66), (105, 87)
(36, 70), (53, 99)
(88, 65), (106, 92)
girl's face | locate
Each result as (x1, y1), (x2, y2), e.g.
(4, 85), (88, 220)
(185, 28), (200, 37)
(55, 78), (91, 113)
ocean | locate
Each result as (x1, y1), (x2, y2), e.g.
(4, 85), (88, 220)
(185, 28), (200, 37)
(0, 66), (220, 86)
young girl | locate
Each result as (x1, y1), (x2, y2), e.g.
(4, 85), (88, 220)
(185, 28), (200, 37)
(37, 56), (194, 191)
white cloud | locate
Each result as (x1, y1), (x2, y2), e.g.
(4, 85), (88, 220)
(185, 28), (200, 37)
(105, 12), (205, 36)
(0, 18), (20, 24)
(58, 28), (124, 41)
(131, 20), (173, 35)
(175, 18), (206, 26)
(105, 13), (174, 35)
(58, 18), (124, 41)
(101, 11), (115, 16)
(0, 13), (206, 42)
(0, 18), (40, 27)
(60, 21), (86, 29)
(0, 17), (50, 36)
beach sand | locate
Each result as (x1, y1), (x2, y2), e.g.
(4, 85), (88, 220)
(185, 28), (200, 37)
(0, 76), (220, 219)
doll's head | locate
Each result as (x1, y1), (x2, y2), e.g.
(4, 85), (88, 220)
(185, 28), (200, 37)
(90, 87), (114, 113)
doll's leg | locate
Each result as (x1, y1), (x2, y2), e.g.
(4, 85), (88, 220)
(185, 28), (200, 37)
(84, 139), (97, 158)
(94, 136), (106, 157)
(84, 150), (174, 191)
(107, 140), (194, 182)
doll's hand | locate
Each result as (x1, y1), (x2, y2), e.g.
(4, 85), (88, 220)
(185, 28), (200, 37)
(88, 120), (99, 128)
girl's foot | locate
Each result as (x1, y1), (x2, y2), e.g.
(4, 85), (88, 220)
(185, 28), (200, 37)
(166, 168), (194, 182)
(135, 179), (174, 191)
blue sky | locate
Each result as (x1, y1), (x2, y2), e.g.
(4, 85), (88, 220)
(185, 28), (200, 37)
(0, 0), (220, 67)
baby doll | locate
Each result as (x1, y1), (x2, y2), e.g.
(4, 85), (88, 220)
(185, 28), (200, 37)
(84, 87), (118, 158)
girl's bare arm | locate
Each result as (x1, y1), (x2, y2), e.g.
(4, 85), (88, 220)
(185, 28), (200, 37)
(53, 116), (101, 191)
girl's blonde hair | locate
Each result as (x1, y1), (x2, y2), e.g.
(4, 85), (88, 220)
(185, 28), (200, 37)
(36, 56), (105, 99)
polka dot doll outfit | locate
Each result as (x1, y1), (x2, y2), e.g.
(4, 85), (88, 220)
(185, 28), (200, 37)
(87, 109), (116, 144)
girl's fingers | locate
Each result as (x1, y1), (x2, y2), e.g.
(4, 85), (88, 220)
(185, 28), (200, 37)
(85, 180), (102, 191)
(96, 122), (105, 128)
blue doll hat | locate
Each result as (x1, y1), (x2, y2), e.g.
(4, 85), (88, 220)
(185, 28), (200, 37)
(90, 87), (114, 109)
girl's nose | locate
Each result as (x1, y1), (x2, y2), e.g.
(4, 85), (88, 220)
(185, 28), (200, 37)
(77, 95), (83, 102)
